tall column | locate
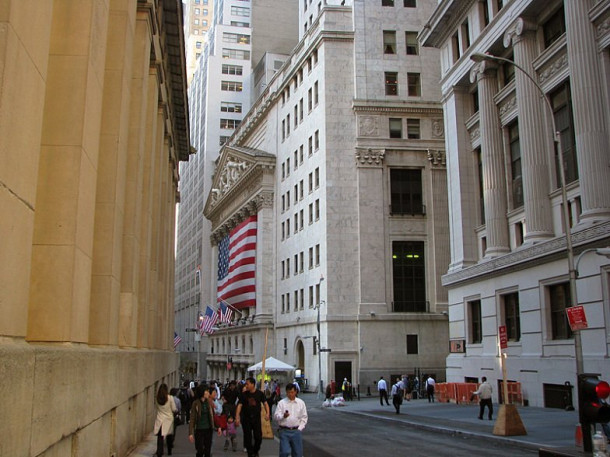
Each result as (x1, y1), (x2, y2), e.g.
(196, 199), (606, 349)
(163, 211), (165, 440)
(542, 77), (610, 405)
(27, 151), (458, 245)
(470, 61), (510, 256)
(564, 0), (610, 220)
(443, 86), (479, 271)
(90, 2), (136, 346)
(504, 18), (553, 242)
(28, 0), (110, 342)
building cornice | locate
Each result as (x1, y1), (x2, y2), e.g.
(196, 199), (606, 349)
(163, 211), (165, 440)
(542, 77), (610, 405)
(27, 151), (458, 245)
(419, 0), (477, 48)
(352, 100), (443, 116)
(442, 221), (610, 287)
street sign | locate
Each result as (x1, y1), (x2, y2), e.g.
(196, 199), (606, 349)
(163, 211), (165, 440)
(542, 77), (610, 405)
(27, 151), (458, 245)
(319, 348), (332, 352)
(499, 325), (508, 349)
(566, 305), (588, 331)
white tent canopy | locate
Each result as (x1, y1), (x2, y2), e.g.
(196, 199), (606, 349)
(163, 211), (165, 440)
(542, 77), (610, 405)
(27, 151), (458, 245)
(247, 356), (295, 372)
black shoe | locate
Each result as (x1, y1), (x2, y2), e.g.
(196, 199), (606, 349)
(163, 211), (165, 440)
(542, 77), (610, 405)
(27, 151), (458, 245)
(488, 417), (493, 420)
(478, 417), (483, 420)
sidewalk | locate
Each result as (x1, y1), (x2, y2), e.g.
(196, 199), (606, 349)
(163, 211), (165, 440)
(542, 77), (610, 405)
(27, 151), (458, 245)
(308, 392), (582, 452)
(128, 392), (584, 456)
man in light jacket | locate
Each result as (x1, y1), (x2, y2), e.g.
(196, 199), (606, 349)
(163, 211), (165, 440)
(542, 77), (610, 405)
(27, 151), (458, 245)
(274, 383), (308, 457)
(471, 376), (493, 420)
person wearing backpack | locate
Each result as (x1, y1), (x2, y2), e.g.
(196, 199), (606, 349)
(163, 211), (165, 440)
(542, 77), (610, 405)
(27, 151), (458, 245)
(391, 379), (404, 414)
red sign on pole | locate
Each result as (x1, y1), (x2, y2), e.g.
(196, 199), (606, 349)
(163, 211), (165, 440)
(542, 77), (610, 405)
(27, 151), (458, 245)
(498, 325), (508, 349)
(566, 305), (588, 331)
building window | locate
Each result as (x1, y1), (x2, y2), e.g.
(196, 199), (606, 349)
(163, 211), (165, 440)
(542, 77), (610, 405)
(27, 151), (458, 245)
(390, 169), (423, 215)
(502, 292), (521, 342)
(220, 119), (240, 129)
(407, 118), (420, 139)
(223, 32), (250, 44)
(406, 334), (419, 354)
(314, 81), (319, 105)
(468, 299), (482, 344)
(404, 0), (416, 6)
(196, 41), (202, 49)
(314, 130), (319, 150)
(551, 82), (578, 186)
(221, 80), (243, 92)
(222, 64), (243, 75)
(308, 88), (313, 111)
(220, 101), (242, 113)
(407, 73), (421, 96)
(508, 121), (523, 209)
(222, 48), (250, 60)
(543, 6), (565, 49)
(219, 136), (230, 146)
(480, 0), (490, 27)
(405, 32), (419, 55)
(385, 72), (398, 96)
(315, 244), (320, 266)
(309, 286), (314, 307)
(392, 241), (426, 312)
(382, 0), (394, 6)
(389, 118), (402, 138)
(549, 282), (573, 340)
(309, 247), (314, 269)
(383, 31), (397, 54)
(230, 6), (250, 17)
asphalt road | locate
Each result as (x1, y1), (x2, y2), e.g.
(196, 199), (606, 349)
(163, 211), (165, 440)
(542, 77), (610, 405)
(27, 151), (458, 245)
(302, 406), (538, 456)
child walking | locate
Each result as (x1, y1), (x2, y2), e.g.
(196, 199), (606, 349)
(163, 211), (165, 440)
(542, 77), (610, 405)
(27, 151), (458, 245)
(223, 415), (238, 451)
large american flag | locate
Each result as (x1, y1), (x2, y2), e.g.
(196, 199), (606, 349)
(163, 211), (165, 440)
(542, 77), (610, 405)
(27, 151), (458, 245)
(201, 305), (219, 335)
(217, 215), (257, 309)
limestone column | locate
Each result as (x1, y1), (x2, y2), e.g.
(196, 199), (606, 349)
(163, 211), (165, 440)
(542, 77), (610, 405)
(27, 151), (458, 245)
(0, 1), (52, 337)
(90, 2), (136, 346)
(443, 86), (481, 271)
(354, 148), (386, 308)
(564, 0), (610, 220)
(504, 18), (553, 242)
(28, 1), (110, 342)
(120, 11), (151, 347)
(470, 62), (510, 256)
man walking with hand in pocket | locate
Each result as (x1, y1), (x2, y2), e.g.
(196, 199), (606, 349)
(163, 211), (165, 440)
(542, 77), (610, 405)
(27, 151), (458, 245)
(274, 383), (308, 457)
(471, 376), (493, 420)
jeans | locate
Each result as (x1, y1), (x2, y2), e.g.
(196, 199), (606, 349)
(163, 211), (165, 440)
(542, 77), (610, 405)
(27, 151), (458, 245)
(279, 428), (303, 457)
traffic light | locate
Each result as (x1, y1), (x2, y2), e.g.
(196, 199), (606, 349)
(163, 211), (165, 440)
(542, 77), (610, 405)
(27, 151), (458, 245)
(578, 374), (610, 424)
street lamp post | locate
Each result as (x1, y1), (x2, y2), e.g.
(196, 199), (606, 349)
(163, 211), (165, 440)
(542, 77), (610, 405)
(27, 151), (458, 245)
(470, 52), (583, 373)
(317, 275), (325, 399)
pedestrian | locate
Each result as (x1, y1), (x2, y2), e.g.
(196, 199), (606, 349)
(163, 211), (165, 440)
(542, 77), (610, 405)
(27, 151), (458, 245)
(342, 378), (352, 401)
(471, 376), (493, 420)
(325, 382), (332, 400)
(425, 374), (436, 403)
(377, 376), (390, 406)
(188, 385), (218, 457)
(274, 383), (308, 457)
(223, 414), (239, 451)
(391, 378), (404, 414)
(153, 383), (178, 457)
(235, 377), (270, 457)
(221, 380), (239, 419)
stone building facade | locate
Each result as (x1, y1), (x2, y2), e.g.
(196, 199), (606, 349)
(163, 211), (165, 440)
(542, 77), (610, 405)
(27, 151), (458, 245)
(0, 1), (190, 456)
(202, 0), (450, 391)
(421, 0), (610, 407)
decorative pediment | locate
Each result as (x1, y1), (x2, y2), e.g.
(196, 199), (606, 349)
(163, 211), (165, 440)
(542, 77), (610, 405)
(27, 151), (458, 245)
(204, 145), (276, 223)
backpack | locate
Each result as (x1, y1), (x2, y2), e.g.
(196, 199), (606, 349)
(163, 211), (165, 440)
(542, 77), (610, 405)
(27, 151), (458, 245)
(395, 384), (404, 400)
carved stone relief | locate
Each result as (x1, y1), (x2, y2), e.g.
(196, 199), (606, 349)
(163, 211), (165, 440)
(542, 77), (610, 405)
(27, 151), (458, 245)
(359, 116), (379, 137)
(432, 119), (444, 138)
(355, 148), (385, 166)
(427, 149), (446, 167)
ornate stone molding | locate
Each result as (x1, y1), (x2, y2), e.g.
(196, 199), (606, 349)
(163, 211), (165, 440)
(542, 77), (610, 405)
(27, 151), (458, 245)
(469, 127), (480, 144)
(358, 116), (379, 137)
(538, 53), (568, 85)
(432, 119), (444, 138)
(470, 60), (497, 84)
(499, 95), (517, 118)
(355, 148), (385, 167)
(443, 221), (610, 287)
(597, 17), (610, 39)
(503, 17), (537, 47)
(210, 154), (253, 207)
(427, 149), (446, 168)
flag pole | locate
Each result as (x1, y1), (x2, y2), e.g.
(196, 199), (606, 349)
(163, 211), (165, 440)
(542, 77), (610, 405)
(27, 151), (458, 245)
(218, 298), (243, 317)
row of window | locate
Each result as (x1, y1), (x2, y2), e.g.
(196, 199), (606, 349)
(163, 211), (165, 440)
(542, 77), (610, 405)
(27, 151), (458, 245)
(223, 32), (250, 45)
(231, 6), (250, 17)
(281, 169), (320, 212)
(467, 281), (572, 345)
(281, 199), (321, 240)
(210, 335), (254, 356)
(193, 8), (208, 15)
(280, 282), (322, 314)
(383, 31), (419, 56)
(280, 131), (319, 179)
(389, 117), (420, 139)
(222, 48), (250, 60)
(281, 245), (321, 279)
(382, 0), (416, 6)
(385, 72), (421, 97)
(281, 85), (319, 140)
(281, 50), (318, 105)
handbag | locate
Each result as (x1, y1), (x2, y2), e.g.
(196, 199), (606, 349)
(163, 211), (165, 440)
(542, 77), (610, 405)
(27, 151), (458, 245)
(214, 413), (227, 430)
(174, 413), (183, 427)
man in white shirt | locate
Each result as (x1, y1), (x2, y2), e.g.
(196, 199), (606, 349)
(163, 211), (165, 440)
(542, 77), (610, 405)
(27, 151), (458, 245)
(425, 375), (436, 402)
(471, 376), (493, 420)
(377, 376), (390, 406)
(274, 383), (308, 457)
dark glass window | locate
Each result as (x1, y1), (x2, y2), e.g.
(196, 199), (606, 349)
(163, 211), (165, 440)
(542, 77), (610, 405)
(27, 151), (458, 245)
(469, 300), (482, 344)
(543, 7), (565, 48)
(392, 241), (426, 313)
(503, 292), (521, 342)
(390, 169), (423, 215)
(382, 0), (394, 6)
(404, 0), (416, 6)
(551, 82), (578, 185)
(405, 32), (419, 55)
(385, 72), (398, 95)
(383, 31), (397, 54)
(407, 73), (421, 96)
(549, 283), (573, 340)
(509, 121), (523, 209)
(389, 118), (402, 138)
(406, 334), (419, 354)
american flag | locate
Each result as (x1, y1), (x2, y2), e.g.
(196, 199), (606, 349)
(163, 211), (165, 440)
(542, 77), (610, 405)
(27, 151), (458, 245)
(173, 331), (183, 348)
(202, 305), (219, 335)
(219, 300), (234, 323)
(217, 215), (257, 309)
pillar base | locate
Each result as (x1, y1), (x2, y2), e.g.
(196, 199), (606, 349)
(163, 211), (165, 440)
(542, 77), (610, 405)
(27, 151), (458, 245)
(493, 404), (527, 436)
